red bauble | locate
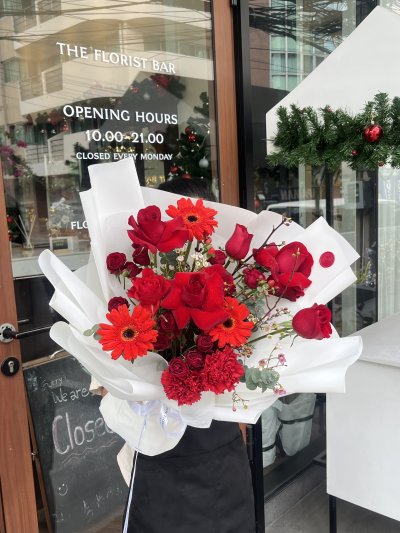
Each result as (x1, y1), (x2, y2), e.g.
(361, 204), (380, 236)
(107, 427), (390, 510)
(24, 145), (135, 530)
(170, 165), (179, 175)
(187, 133), (196, 143)
(351, 150), (358, 156)
(363, 124), (383, 143)
(254, 199), (261, 210)
(182, 172), (191, 179)
(185, 127), (192, 135)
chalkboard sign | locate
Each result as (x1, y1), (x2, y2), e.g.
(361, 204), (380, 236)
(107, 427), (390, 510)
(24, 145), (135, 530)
(24, 354), (128, 532)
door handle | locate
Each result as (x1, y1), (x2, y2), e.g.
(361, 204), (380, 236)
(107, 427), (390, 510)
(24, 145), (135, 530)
(0, 323), (51, 343)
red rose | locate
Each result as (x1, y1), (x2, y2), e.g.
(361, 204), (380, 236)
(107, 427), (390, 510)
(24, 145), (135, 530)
(161, 369), (202, 406)
(196, 334), (214, 353)
(243, 267), (266, 289)
(209, 249), (227, 266)
(225, 224), (253, 260)
(107, 297), (129, 312)
(272, 272), (312, 301)
(162, 270), (228, 330)
(123, 262), (141, 279)
(168, 358), (190, 379)
(128, 205), (189, 254)
(127, 268), (170, 312)
(132, 244), (151, 266)
(106, 252), (126, 274)
(253, 244), (279, 272)
(205, 264), (235, 295)
(185, 350), (205, 371)
(154, 332), (171, 351)
(202, 346), (244, 394)
(275, 242), (313, 278)
(158, 311), (178, 336)
(292, 303), (332, 340)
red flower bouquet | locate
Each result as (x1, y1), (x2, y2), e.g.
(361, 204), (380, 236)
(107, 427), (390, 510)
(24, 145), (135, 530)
(39, 158), (362, 455)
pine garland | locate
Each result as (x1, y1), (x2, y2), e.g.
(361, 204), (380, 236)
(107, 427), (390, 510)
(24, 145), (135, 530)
(267, 93), (400, 170)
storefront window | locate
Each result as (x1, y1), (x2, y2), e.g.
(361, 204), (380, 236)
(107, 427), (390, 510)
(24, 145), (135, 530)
(0, 4), (217, 530)
(247, 0), (382, 502)
(1, 1), (217, 279)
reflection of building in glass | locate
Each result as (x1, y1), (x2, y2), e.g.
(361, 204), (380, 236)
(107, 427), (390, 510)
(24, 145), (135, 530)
(0, 1), (215, 263)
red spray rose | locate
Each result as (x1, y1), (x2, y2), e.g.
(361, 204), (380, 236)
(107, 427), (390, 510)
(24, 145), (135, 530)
(161, 269), (228, 330)
(106, 252), (126, 274)
(225, 224), (253, 260)
(243, 267), (266, 289)
(158, 311), (179, 336)
(196, 334), (214, 353)
(154, 332), (172, 351)
(128, 268), (170, 312)
(185, 350), (205, 371)
(168, 358), (190, 379)
(209, 249), (227, 265)
(107, 297), (129, 312)
(128, 205), (189, 254)
(132, 244), (151, 266)
(123, 261), (141, 279)
(292, 303), (332, 340)
(202, 346), (244, 394)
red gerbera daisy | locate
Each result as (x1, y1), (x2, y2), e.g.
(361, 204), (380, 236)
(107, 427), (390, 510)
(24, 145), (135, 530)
(209, 297), (254, 348)
(166, 197), (218, 241)
(97, 304), (158, 361)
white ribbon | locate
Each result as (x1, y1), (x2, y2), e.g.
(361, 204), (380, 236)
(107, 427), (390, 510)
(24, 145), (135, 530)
(122, 400), (186, 532)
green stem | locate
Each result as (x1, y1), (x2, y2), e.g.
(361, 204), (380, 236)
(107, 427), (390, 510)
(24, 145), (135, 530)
(251, 327), (292, 343)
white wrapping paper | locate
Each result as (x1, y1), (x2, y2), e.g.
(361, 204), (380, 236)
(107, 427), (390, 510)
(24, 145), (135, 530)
(39, 158), (362, 455)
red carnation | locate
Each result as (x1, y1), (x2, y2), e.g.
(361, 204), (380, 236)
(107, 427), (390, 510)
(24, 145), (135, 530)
(128, 205), (189, 254)
(161, 368), (202, 406)
(202, 346), (244, 394)
(106, 252), (126, 274)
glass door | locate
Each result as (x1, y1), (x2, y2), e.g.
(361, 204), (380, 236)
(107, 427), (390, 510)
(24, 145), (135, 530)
(0, 1), (238, 531)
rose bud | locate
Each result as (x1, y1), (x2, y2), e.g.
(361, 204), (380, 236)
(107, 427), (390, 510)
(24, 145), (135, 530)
(292, 303), (332, 340)
(123, 261), (141, 279)
(185, 350), (205, 371)
(209, 249), (227, 266)
(243, 267), (266, 289)
(225, 224), (253, 260)
(154, 332), (171, 351)
(168, 358), (190, 379)
(106, 252), (126, 274)
(196, 334), (214, 353)
(132, 244), (151, 266)
(107, 297), (129, 312)
(158, 311), (178, 335)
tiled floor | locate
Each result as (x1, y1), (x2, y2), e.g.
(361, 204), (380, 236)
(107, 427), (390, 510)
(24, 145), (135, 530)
(265, 468), (400, 533)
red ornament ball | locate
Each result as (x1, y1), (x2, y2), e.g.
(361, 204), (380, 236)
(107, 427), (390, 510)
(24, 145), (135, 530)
(351, 150), (359, 156)
(182, 172), (191, 179)
(187, 133), (196, 143)
(185, 126), (192, 135)
(254, 199), (261, 210)
(363, 124), (383, 143)
(170, 165), (179, 175)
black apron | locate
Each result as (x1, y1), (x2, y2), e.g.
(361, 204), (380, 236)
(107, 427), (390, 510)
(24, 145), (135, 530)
(123, 421), (255, 533)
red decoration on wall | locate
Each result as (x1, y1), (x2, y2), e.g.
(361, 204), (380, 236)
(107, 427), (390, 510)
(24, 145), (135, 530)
(187, 133), (196, 143)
